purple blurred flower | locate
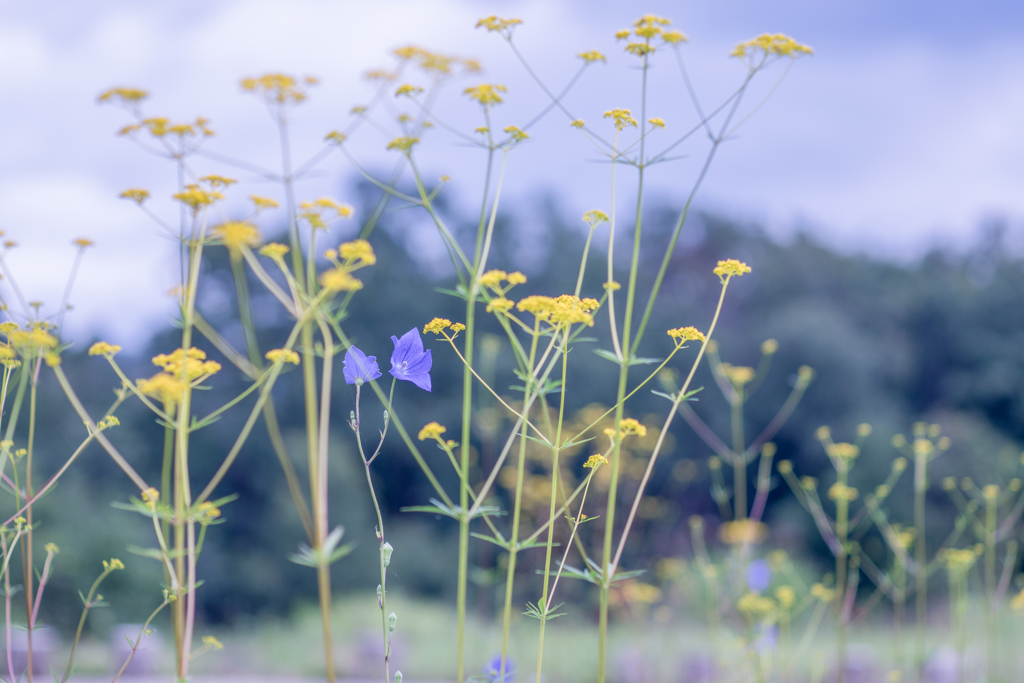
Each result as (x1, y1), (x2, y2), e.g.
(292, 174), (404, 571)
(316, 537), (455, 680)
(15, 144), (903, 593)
(482, 653), (515, 682)
(343, 345), (381, 385)
(389, 328), (432, 392)
(746, 559), (772, 593)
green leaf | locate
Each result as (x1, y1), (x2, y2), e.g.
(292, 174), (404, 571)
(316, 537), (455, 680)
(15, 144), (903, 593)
(470, 532), (510, 550)
(593, 348), (622, 364)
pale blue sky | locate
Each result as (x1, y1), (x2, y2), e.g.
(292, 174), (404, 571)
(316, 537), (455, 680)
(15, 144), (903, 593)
(0, 0), (1021, 342)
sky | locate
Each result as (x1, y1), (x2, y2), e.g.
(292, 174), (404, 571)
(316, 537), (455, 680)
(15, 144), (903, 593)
(0, 0), (1022, 344)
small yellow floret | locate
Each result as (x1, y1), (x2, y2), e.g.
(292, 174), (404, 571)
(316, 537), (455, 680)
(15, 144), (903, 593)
(320, 269), (363, 292)
(486, 298), (514, 313)
(119, 188), (150, 204)
(265, 349), (300, 365)
(259, 243), (289, 259)
(578, 51), (606, 64)
(603, 108), (638, 130)
(339, 239), (376, 265)
(104, 558), (125, 571)
(648, 118), (666, 129)
(713, 259), (752, 283)
(424, 318), (452, 334)
(418, 422), (447, 441)
(201, 635), (224, 650)
(464, 84), (507, 108)
(506, 272), (527, 285)
(667, 326), (705, 342)
(387, 136), (420, 152)
(89, 341), (122, 357)
(570, 119), (585, 129)
(215, 222), (261, 251)
(479, 270), (507, 288)
(503, 125), (528, 142)
(584, 454), (609, 469)
(250, 195), (279, 210)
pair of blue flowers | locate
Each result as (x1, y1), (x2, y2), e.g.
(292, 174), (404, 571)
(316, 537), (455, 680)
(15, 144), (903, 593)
(343, 328), (432, 392)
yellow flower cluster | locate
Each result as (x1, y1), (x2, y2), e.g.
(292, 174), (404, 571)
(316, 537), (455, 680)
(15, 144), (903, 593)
(10, 328), (58, 356)
(44, 542), (59, 555)
(570, 119), (585, 129)
(810, 583), (834, 602)
(392, 46), (477, 75)
(119, 188), (150, 204)
(614, 15), (686, 57)
(516, 295), (600, 327)
(648, 118), (666, 129)
(103, 558), (125, 572)
(250, 195), (279, 210)
(320, 269), (363, 292)
(939, 547), (980, 575)
(583, 454), (609, 469)
(299, 198), (354, 230)
(603, 108), (638, 130)
(214, 222), (261, 251)
(241, 74), (318, 105)
(721, 363), (755, 386)
(174, 184), (224, 210)
(196, 501), (221, 523)
(775, 586), (796, 609)
(423, 318), (467, 336)
(582, 210), (609, 227)
(324, 131), (347, 146)
(120, 117), (214, 139)
(259, 243), (290, 259)
(476, 16), (522, 35)
(153, 347), (221, 380)
(98, 88), (149, 104)
(464, 84), (508, 108)
(418, 422), (447, 441)
(713, 259), (752, 283)
(486, 298), (514, 313)
(387, 136), (420, 152)
(201, 635), (224, 650)
(265, 349), (300, 365)
(503, 125), (528, 142)
(141, 487), (160, 506)
(718, 519), (768, 545)
(827, 482), (859, 502)
(339, 239), (376, 265)
(826, 442), (860, 460)
(138, 373), (188, 408)
(731, 34), (813, 60)
(603, 418), (648, 440)
(88, 341), (122, 357)
(667, 326), (705, 342)
(737, 593), (776, 620)
(578, 51), (606, 64)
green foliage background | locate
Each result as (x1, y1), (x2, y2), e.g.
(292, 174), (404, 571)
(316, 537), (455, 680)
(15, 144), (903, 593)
(24, 180), (1023, 635)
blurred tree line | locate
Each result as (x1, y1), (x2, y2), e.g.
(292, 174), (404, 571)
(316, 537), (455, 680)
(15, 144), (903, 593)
(21, 181), (1024, 634)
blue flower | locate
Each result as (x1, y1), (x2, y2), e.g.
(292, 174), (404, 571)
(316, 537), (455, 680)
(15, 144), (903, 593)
(482, 654), (514, 682)
(389, 328), (432, 392)
(746, 558), (772, 593)
(343, 345), (381, 385)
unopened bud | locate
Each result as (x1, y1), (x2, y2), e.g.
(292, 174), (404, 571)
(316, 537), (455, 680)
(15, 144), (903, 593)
(395, 672), (403, 683)
(388, 612), (397, 632)
(382, 542), (394, 567)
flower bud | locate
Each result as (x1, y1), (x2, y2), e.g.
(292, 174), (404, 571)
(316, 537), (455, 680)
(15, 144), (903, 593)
(377, 584), (383, 603)
(382, 542), (394, 568)
(388, 612), (397, 632)
(395, 672), (403, 683)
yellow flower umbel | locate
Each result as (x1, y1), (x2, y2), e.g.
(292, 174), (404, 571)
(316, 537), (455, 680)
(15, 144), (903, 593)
(298, 198), (353, 231)
(320, 269), (363, 293)
(718, 519), (768, 545)
(265, 349), (300, 365)
(615, 15), (686, 58)
(338, 239), (376, 266)
(387, 136), (420, 153)
(418, 422), (447, 441)
(713, 259), (752, 284)
(119, 188), (150, 204)
(10, 326), (58, 359)
(603, 109), (638, 131)
(476, 16), (522, 38)
(88, 341), (122, 357)
(667, 326), (705, 345)
(140, 348), (220, 410)
(174, 184), (223, 212)
(241, 73), (318, 105)
(214, 222), (261, 254)
(423, 318), (466, 339)
(464, 84), (508, 108)
(731, 34), (813, 62)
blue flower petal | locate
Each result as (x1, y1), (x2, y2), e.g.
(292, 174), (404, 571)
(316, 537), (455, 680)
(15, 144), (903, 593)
(389, 328), (432, 392)
(343, 345), (381, 385)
